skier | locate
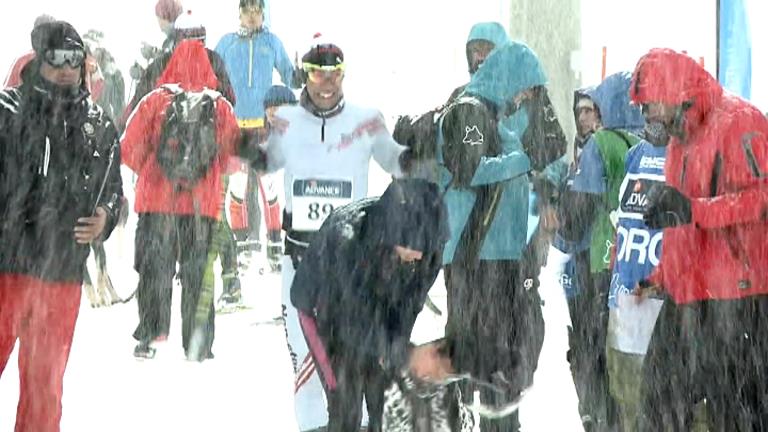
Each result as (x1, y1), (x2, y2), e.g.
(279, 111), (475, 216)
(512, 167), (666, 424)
(3, 14), (56, 88)
(255, 36), (408, 432)
(0, 21), (123, 431)
(291, 178), (448, 432)
(215, 0), (296, 277)
(121, 39), (241, 361)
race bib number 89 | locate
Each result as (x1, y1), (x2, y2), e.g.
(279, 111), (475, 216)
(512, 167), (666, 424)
(292, 178), (353, 231)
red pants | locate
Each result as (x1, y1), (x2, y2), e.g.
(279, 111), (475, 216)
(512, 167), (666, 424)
(0, 273), (81, 432)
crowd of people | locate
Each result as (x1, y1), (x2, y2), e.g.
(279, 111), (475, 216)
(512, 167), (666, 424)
(0, 0), (767, 431)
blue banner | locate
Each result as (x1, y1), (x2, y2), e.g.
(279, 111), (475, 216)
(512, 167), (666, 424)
(719, 0), (752, 99)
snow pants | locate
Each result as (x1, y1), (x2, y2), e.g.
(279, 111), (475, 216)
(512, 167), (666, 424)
(0, 273), (81, 432)
(444, 260), (545, 432)
(282, 256), (371, 431)
(566, 266), (617, 430)
(640, 295), (768, 431)
(132, 214), (215, 358)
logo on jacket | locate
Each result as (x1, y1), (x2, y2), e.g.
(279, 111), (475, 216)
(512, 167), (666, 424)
(82, 122), (95, 136)
(462, 125), (484, 146)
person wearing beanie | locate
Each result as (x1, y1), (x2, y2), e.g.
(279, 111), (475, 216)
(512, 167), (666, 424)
(290, 179), (448, 432)
(255, 36), (409, 432)
(0, 20), (124, 431)
(214, 0), (297, 274)
(3, 14), (57, 88)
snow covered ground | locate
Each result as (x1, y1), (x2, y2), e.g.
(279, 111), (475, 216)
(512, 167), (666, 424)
(0, 166), (583, 431)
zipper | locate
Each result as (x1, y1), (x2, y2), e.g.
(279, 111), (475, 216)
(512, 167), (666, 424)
(42, 136), (51, 177)
(248, 39), (254, 88)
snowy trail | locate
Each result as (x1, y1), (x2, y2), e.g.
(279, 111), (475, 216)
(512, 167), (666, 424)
(0, 166), (583, 431)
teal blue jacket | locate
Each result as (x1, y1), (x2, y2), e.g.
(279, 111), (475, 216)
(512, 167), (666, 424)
(439, 42), (547, 264)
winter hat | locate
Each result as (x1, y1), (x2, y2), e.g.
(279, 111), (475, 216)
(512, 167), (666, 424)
(368, 179), (448, 253)
(33, 14), (56, 30)
(239, 0), (264, 9)
(31, 21), (85, 56)
(264, 85), (297, 109)
(174, 10), (206, 41)
(156, 0), (184, 22)
(301, 33), (344, 67)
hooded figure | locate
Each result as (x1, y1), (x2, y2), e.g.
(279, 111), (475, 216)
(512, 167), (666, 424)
(438, 41), (552, 432)
(446, 21), (510, 103)
(556, 71), (644, 431)
(291, 178), (448, 432)
(629, 48), (768, 431)
(0, 20), (123, 431)
(121, 39), (241, 361)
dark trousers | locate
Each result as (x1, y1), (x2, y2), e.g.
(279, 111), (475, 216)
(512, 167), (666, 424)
(444, 260), (545, 432)
(132, 213), (215, 358)
(321, 352), (388, 432)
(566, 260), (617, 430)
(640, 295), (768, 431)
(245, 168), (262, 241)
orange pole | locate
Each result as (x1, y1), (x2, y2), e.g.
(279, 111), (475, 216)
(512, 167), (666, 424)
(601, 46), (607, 80)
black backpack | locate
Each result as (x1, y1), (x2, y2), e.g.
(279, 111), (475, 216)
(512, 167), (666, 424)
(439, 95), (501, 188)
(156, 85), (220, 190)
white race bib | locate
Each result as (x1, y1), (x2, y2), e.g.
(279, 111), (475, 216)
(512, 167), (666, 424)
(291, 178), (353, 231)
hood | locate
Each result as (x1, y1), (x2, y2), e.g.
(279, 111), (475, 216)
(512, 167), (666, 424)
(630, 48), (722, 133)
(467, 22), (509, 48)
(465, 41), (547, 109)
(465, 22), (509, 73)
(156, 39), (218, 91)
(366, 179), (448, 255)
(589, 71), (644, 130)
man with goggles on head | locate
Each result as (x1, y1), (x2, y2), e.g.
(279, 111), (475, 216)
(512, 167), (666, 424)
(0, 21), (123, 432)
(215, 0), (297, 291)
(253, 35), (410, 432)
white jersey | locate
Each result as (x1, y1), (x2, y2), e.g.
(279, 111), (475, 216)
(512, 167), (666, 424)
(264, 102), (405, 231)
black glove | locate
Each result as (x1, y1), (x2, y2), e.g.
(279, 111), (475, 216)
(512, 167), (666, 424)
(398, 148), (415, 174)
(643, 184), (691, 229)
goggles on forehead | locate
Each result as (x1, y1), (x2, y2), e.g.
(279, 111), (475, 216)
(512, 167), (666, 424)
(241, 6), (263, 14)
(303, 62), (345, 83)
(44, 49), (86, 68)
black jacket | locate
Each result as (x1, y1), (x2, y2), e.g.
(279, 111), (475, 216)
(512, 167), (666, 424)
(0, 72), (123, 283)
(291, 195), (446, 371)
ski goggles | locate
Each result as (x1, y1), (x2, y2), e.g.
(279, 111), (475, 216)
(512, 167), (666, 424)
(303, 63), (345, 83)
(43, 49), (86, 69)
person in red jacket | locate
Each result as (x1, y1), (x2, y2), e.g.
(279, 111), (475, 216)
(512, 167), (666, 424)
(121, 39), (241, 361)
(630, 48), (768, 430)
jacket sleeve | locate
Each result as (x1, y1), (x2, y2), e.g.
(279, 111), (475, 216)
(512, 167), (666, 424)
(215, 98), (242, 173)
(470, 127), (531, 186)
(690, 126), (768, 229)
(383, 251), (443, 370)
(369, 112), (406, 177)
(208, 50), (236, 106)
(120, 91), (160, 173)
(97, 122), (124, 240)
(273, 36), (295, 89)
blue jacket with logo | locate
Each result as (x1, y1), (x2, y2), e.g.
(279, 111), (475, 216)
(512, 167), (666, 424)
(215, 27), (295, 124)
(608, 141), (666, 307)
(439, 42), (547, 264)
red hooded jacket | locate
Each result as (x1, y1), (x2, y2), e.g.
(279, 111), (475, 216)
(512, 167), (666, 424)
(631, 48), (768, 304)
(121, 40), (240, 219)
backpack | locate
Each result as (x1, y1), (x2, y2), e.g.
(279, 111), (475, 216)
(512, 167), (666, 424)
(156, 84), (220, 190)
(439, 96), (501, 188)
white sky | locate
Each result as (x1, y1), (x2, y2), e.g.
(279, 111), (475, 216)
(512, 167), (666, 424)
(0, 0), (765, 119)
